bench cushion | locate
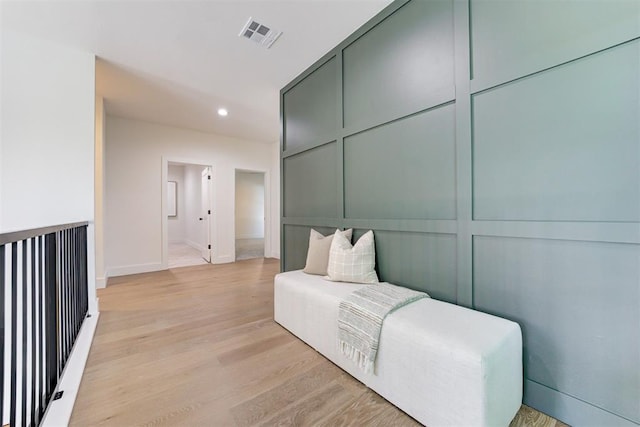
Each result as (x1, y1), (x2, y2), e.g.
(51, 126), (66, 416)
(274, 270), (523, 426)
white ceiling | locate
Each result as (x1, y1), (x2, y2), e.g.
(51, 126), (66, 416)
(2, 0), (393, 143)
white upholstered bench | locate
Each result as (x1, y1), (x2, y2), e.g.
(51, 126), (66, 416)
(274, 270), (523, 426)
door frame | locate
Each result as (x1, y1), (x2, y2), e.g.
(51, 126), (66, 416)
(161, 157), (214, 270)
(233, 168), (269, 261)
(200, 166), (212, 262)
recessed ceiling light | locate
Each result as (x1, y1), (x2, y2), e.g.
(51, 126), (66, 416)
(217, 108), (228, 117)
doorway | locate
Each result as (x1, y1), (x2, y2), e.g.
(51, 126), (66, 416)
(166, 161), (213, 268)
(235, 170), (265, 261)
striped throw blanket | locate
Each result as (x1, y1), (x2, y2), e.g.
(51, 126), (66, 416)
(338, 283), (429, 374)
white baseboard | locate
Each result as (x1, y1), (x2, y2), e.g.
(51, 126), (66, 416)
(42, 312), (100, 427)
(269, 246), (281, 259)
(213, 254), (234, 264)
(95, 276), (107, 289)
(107, 262), (164, 277)
(235, 234), (264, 240)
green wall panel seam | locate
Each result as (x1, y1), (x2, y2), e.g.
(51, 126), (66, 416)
(469, 94), (476, 221)
(342, 88), (455, 138)
(283, 218), (458, 233)
(472, 219), (640, 225)
(453, 0), (473, 307)
(470, 35), (640, 96)
(282, 139), (337, 159)
(342, 99), (456, 140)
(525, 380), (640, 426)
(467, 0), (474, 80)
(336, 51), (345, 222)
(527, 378), (639, 424)
(279, 88), (285, 272)
(281, 54), (337, 98)
(472, 233), (640, 247)
(470, 222), (640, 245)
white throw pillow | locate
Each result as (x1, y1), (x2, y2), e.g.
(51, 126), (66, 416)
(327, 230), (379, 284)
(303, 229), (353, 275)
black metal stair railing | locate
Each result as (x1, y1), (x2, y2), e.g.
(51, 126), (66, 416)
(0, 222), (89, 427)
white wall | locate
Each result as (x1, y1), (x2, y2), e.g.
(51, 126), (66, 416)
(0, 4), (3, 229)
(270, 142), (281, 258)
(0, 29), (97, 309)
(1, 29), (97, 427)
(235, 171), (265, 239)
(105, 116), (279, 276)
(167, 164), (186, 243)
(1, 30), (95, 233)
(184, 164), (205, 250)
(95, 96), (106, 288)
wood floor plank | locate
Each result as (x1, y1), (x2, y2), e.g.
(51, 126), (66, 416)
(257, 381), (353, 427)
(70, 258), (566, 427)
(231, 363), (344, 426)
(218, 333), (296, 366)
(315, 389), (421, 427)
(510, 405), (568, 427)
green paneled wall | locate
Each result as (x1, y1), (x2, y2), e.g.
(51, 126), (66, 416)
(470, 0), (640, 90)
(344, 105), (456, 220)
(474, 236), (640, 423)
(282, 57), (337, 151)
(283, 142), (338, 218)
(342, 0), (454, 131)
(473, 41), (640, 221)
(355, 228), (458, 303)
(280, 0), (640, 425)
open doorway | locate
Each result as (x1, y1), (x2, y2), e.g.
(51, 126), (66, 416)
(167, 161), (213, 268)
(235, 170), (265, 261)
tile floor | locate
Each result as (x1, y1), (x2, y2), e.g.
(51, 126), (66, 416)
(236, 238), (265, 260)
(168, 242), (208, 268)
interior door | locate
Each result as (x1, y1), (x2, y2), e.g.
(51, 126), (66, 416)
(201, 167), (211, 262)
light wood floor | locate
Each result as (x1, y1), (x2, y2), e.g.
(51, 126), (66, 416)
(71, 258), (567, 426)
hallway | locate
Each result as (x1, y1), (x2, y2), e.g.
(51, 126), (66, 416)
(71, 259), (563, 426)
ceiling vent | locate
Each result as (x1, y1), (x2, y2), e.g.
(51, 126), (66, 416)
(239, 17), (282, 49)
